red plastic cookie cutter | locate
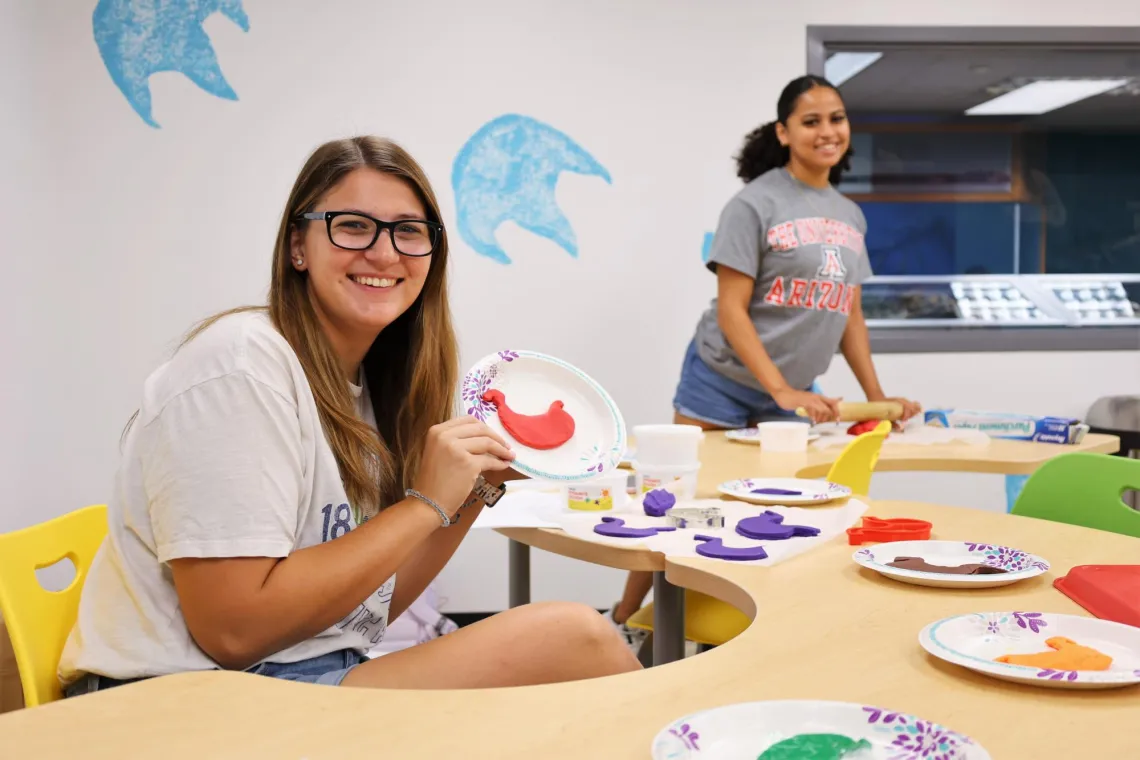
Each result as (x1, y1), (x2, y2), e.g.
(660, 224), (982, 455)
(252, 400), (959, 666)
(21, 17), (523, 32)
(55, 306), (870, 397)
(846, 516), (932, 545)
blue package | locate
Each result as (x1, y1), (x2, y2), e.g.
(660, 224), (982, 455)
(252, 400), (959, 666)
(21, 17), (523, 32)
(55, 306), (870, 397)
(924, 409), (1088, 444)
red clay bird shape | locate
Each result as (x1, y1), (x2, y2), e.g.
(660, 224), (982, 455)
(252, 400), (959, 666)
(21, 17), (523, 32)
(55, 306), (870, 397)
(481, 390), (576, 450)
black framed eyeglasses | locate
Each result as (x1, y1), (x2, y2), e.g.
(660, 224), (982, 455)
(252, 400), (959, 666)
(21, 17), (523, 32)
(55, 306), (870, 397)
(295, 211), (442, 257)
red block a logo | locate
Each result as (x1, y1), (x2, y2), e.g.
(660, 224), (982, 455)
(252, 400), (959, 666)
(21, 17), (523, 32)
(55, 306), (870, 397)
(817, 245), (847, 280)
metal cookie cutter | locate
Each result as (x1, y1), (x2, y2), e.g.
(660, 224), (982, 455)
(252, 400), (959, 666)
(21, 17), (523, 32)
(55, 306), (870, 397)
(664, 506), (726, 529)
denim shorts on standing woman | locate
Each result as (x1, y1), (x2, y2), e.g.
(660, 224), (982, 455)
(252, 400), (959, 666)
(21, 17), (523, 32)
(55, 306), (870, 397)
(64, 648), (365, 697)
(672, 340), (818, 429)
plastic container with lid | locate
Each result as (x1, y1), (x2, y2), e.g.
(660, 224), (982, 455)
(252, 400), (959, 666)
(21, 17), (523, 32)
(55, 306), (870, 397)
(756, 421), (810, 452)
(565, 470), (629, 511)
(632, 462), (699, 501)
(631, 424), (704, 467)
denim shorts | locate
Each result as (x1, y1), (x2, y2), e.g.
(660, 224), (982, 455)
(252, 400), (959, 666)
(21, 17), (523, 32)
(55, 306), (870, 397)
(672, 340), (818, 429)
(64, 648), (365, 697)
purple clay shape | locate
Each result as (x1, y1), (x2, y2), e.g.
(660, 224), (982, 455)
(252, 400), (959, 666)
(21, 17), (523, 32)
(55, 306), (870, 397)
(750, 487), (803, 496)
(642, 488), (677, 517)
(593, 517), (678, 538)
(736, 510), (794, 539)
(693, 534), (768, 561)
(735, 510), (821, 541)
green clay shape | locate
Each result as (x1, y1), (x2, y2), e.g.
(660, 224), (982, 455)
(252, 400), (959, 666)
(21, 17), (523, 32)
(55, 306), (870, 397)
(757, 733), (872, 760)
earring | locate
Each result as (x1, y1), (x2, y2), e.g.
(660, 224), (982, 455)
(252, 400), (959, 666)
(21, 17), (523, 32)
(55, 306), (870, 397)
(294, 257), (303, 266)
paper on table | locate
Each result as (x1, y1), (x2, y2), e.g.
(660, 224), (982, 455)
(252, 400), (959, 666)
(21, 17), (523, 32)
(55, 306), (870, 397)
(471, 474), (645, 529)
(470, 490), (563, 529)
(547, 497), (869, 565)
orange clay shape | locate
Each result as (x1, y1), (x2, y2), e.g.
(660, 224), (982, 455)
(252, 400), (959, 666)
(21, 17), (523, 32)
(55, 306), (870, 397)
(995, 636), (1113, 671)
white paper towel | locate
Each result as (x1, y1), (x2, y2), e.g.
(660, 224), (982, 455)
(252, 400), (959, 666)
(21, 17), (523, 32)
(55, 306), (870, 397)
(543, 498), (869, 565)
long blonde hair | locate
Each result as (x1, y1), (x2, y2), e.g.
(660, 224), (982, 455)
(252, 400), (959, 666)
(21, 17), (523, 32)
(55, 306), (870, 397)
(182, 137), (457, 518)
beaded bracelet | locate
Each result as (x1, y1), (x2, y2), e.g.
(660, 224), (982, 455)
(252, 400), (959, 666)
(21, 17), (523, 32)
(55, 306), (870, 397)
(405, 489), (451, 527)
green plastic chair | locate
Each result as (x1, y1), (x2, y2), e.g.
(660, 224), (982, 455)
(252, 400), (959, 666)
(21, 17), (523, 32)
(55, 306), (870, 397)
(1011, 452), (1140, 538)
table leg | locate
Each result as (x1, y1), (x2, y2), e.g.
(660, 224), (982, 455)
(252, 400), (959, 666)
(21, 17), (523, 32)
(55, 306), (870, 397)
(508, 539), (531, 608)
(652, 571), (685, 666)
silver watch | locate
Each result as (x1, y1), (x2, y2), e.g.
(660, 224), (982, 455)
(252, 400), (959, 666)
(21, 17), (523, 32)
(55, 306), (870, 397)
(472, 475), (506, 507)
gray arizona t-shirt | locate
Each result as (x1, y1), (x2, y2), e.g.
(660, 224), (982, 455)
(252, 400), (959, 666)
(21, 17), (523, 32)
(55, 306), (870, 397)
(694, 168), (872, 393)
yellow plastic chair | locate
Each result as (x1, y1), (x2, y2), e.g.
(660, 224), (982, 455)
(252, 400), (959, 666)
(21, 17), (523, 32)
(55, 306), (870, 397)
(626, 421), (892, 649)
(0, 505), (108, 707)
(825, 420), (892, 496)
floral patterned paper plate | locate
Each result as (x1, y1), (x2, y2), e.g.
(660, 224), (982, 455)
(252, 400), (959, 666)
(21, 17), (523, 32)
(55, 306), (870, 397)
(651, 699), (991, 759)
(717, 478), (852, 506)
(853, 540), (1050, 589)
(461, 350), (626, 481)
(919, 611), (1140, 690)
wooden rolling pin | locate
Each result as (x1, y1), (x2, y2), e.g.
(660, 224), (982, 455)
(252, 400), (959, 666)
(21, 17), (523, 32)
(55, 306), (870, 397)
(794, 400), (904, 422)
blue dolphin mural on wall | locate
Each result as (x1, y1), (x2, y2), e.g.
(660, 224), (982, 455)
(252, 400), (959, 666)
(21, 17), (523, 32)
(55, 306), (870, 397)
(452, 114), (612, 265)
(93, 0), (250, 128)
(701, 231), (715, 263)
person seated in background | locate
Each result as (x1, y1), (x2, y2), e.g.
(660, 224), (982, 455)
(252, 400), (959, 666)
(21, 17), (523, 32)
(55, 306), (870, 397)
(60, 136), (641, 694)
(609, 76), (920, 645)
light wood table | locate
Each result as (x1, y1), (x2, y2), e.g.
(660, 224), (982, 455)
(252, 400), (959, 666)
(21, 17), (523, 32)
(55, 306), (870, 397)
(3, 497), (1139, 759)
(0, 433), (1125, 756)
(500, 432), (1122, 664)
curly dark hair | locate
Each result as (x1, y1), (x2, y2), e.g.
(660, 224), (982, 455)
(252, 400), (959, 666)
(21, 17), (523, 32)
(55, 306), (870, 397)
(735, 75), (854, 185)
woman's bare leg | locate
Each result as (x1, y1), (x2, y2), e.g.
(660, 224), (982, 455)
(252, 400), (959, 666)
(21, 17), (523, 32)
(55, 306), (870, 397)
(613, 571), (653, 623)
(340, 601), (641, 689)
(672, 411), (729, 430)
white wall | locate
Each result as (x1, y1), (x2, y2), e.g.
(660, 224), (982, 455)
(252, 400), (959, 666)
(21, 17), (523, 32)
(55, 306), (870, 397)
(2, 0), (1138, 612)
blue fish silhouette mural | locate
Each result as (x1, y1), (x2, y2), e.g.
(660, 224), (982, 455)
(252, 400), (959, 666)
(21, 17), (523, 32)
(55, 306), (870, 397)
(452, 114), (612, 265)
(93, 0), (250, 128)
(701, 231), (714, 263)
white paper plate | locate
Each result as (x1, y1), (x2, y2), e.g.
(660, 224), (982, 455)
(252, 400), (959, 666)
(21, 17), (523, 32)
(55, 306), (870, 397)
(461, 350), (625, 481)
(919, 611), (1140, 690)
(651, 699), (991, 759)
(853, 540), (1050, 589)
(725, 428), (821, 445)
(717, 478), (852, 505)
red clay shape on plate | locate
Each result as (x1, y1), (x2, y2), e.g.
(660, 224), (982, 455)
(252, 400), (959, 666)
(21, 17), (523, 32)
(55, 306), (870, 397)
(995, 636), (1113, 671)
(481, 389), (575, 449)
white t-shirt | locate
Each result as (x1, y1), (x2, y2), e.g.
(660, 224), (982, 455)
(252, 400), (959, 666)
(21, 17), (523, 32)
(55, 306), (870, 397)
(58, 311), (394, 684)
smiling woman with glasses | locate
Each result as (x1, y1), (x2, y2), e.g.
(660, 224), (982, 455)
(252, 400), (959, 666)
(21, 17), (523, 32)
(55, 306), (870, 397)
(58, 136), (641, 698)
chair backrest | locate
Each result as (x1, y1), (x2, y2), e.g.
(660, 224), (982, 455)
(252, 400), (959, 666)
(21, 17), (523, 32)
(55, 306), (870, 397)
(1011, 452), (1140, 538)
(0, 505), (108, 707)
(826, 421), (891, 496)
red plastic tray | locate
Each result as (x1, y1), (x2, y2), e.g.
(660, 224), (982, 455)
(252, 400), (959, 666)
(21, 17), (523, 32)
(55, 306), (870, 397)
(1054, 565), (1140, 629)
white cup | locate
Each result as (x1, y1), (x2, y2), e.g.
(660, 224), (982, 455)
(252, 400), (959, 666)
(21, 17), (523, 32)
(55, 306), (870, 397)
(631, 424), (704, 467)
(565, 470), (629, 511)
(632, 462), (700, 500)
(756, 421), (810, 452)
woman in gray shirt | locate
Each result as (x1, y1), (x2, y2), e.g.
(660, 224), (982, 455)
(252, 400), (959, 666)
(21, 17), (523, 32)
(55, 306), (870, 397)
(608, 76), (920, 647)
(678, 74), (920, 428)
